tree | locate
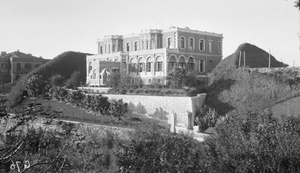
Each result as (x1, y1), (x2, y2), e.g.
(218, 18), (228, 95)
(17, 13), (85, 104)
(66, 71), (81, 89)
(295, 0), (300, 9)
(167, 67), (187, 89)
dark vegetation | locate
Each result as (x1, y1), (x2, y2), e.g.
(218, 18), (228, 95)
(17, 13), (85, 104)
(3, 41), (300, 172)
(206, 43), (300, 115)
(107, 68), (207, 96)
(7, 51), (90, 106)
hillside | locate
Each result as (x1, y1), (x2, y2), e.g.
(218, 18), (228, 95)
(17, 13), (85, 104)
(207, 43), (299, 115)
(211, 43), (288, 82)
(31, 51), (91, 83)
(7, 51), (91, 106)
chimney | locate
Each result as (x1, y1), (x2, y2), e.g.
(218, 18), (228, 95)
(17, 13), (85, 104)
(1, 51), (7, 56)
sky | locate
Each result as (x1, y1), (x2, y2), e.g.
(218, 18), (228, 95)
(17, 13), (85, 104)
(0, 0), (300, 67)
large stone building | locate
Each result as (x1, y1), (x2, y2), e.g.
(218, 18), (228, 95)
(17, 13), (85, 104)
(86, 27), (223, 86)
(0, 50), (50, 84)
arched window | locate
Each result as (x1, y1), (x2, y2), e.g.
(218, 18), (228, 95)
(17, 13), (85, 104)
(130, 58), (137, 72)
(134, 41), (138, 51)
(167, 37), (173, 48)
(155, 56), (163, 72)
(189, 38), (195, 50)
(99, 46), (103, 54)
(180, 37), (185, 49)
(138, 57), (145, 72)
(146, 56), (154, 72)
(178, 56), (186, 69)
(126, 42), (130, 52)
(199, 60), (205, 72)
(187, 57), (195, 71)
(199, 39), (205, 51)
(168, 55), (177, 70)
(88, 61), (92, 73)
(92, 69), (97, 79)
(209, 40), (213, 52)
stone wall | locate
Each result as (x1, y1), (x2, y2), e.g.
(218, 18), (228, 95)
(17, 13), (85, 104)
(103, 93), (207, 127)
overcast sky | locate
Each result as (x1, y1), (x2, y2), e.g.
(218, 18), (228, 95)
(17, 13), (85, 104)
(0, 0), (299, 66)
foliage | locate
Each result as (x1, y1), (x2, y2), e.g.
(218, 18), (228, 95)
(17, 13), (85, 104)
(7, 74), (31, 106)
(48, 86), (127, 118)
(150, 108), (168, 120)
(107, 73), (142, 94)
(25, 74), (47, 97)
(8, 51), (90, 107)
(109, 99), (128, 120)
(167, 67), (188, 89)
(0, 100), (123, 173)
(49, 74), (64, 87)
(195, 105), (220, 132)
(205, 111), (300, 173)
(295, 0), (300, 9)
(116, 129), (208, 173)
(65, 71), (82, 89)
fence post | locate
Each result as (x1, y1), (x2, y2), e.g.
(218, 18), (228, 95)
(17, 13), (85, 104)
(187, 112), (193, 130)
(170, 113), (176, 133)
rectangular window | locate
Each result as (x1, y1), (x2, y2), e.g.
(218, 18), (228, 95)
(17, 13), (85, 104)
(199, 39), (205, 51)
(209, 40), (213, 52)
(167, 37), (173, 48)
(189, 38), (194, 49)
(218, 41), (222, 53)
(126, 42), (130, 52)
(155, 62), (162, 71)
(199, 60), (205, 72)
(112, 45), (115, 53)
(147, 62), (152, 72)
(180, 37), (185, 49)
(1, 64), (7, 70)
(146, 40), (149, 49)
(141, 41), (144, 50)
(139, 63), (144, 72)
(134, 42), (138, 51)
(17, 63), (21, 72)
(208, 61), (213, 72)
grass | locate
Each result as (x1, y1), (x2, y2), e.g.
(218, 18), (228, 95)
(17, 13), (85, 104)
(271, 96), (300, 118)
(18, 96), (169, 130)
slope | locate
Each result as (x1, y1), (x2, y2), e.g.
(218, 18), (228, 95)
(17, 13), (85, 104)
(207, 43), (299, 115)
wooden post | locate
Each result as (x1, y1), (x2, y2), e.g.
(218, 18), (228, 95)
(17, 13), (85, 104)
(269, 49), (271, 68)
(239, 51), (241, 67)
(243, 51), (246, 67)
(170, 113), (176, 133)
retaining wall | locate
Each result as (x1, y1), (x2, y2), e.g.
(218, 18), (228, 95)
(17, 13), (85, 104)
(103, 93), (207, 127)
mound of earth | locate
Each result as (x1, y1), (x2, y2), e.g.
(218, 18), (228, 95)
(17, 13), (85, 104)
(225, 43), (288, 68)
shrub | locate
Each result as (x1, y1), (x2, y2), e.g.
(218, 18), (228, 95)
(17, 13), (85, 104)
(25, 74), (47, 97)
(167, 67), (187, 89)
(205, 111), (300, 173)
(65, 71), (81, 89)
(109, 99), (128, 120)
(116, 129), (208, 173)
(195, 105), (220, 132)
(49, 74), (64, 87)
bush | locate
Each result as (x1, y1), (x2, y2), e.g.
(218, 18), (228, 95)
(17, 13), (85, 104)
(167, 67), (187, 89)
(195, 105), (220, 132)
(25, 74), (47, 97)
(65, 71), (81, 89)
(50, 74), (64, 87)
(116, 129), (208, 173)
(205, 111), (300, 173)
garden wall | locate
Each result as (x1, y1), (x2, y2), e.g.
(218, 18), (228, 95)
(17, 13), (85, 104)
(103, 93), (207, 127)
